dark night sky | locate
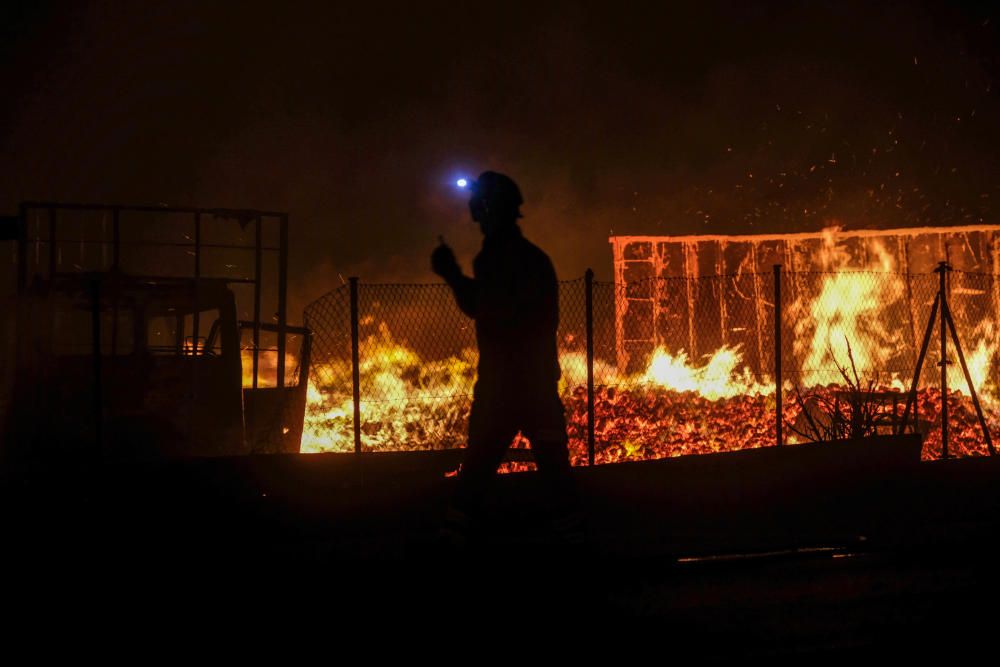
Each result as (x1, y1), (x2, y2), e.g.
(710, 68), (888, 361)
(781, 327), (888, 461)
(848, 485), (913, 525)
(2, 1), (998, 316)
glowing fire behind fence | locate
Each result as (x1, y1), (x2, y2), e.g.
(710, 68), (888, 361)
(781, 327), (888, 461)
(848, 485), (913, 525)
(302, 228), (1000, 462)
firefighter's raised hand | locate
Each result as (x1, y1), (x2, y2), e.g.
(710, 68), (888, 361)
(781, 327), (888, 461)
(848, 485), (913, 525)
(431, 237), (461, 281)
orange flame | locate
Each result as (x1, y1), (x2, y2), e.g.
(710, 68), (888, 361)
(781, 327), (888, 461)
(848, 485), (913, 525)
(791, 228), (907, 387)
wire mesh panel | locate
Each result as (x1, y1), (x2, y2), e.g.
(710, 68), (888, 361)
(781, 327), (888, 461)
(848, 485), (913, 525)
(780, 270), (919, 450)
(304, 282), (478, 452)
(782, 271), (918, 386)
(305, 278), (594, 459)
(556, 278), (589, 465)
(353, 283), (477, 451)
(775, 269), (997, 460)
(302, 284), (355, 451)
(591, 272), (777, 464)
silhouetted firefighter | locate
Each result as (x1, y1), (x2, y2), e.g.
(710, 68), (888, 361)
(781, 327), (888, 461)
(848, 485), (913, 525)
(432, 171), (583, 547)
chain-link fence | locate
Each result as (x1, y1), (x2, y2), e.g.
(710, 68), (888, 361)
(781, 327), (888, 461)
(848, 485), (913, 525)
(781, 270), (924, 455)
(304, 265), (1000, 463)
(587, 272), (777, 464)
(777, 269), (1000, 460)
(303, 281), (477, 453)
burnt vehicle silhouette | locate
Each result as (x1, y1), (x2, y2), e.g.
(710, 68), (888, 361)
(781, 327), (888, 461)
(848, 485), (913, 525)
(3, 203), (310, 462)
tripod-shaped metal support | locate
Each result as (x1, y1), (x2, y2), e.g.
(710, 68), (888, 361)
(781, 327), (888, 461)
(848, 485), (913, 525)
(897, 262), (996, 458)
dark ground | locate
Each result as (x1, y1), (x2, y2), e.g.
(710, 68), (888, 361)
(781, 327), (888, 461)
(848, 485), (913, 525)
(3, 440), (999, 655)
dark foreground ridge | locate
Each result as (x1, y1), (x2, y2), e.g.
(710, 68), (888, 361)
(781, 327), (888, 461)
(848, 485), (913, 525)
(3, 442), (1000, 655)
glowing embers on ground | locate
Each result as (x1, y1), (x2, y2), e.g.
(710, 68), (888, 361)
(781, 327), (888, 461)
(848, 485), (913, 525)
(299, 323), (779, 460)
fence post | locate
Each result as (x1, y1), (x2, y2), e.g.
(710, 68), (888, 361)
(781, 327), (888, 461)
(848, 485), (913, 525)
(350, 276), (362, 455)
(17, 202), (26, 293)
(937, 261), (950, 459)
(91, 278), (102, 457)
(48, 207), (57, 278)
(585, 269), (595, 466)
(252, 215), (262, 388)
(774, 264), (783, 446)
(277, 214), (288, 389)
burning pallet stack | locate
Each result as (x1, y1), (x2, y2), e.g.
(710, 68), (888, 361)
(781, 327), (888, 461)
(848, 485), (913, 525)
(610, 226), (1000, 377)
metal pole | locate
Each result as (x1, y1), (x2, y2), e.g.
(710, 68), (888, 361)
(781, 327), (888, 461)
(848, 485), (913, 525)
(943, 299), (997, 456)
(110, 287), (119, 358)
(897, 292), (940, 435)
(91, 279), (102, 456)
(350, 277), (362, 455)
(189, 211), (201, 415)
(276, 215), (289, 389)
(108, 207), (122, 356)
(112, 207), (120, 271)
(585, 269), (596, 466)
(774, 264), (783, 446)
(17, 202), (26, 293)
(192, 211), (201, 353)
(48, 207), (57, 278)
(938, 261), (949, 459)
(252, 215), (262, 388)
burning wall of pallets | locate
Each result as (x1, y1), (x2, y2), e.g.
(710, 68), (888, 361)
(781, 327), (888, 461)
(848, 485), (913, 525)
(610, 226), (1000, 376)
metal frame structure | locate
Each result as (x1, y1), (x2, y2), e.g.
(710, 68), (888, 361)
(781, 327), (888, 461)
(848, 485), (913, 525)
(15, 201), (291, 390)
(897, 261), (997, 458)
